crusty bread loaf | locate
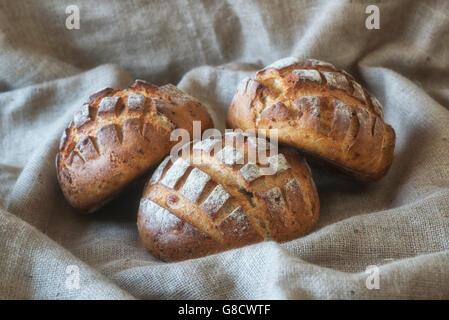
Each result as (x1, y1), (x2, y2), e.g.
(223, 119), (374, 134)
(227, 57), (396, 181)
(138, 131), (319, 261)
(56, 80), (214, 212)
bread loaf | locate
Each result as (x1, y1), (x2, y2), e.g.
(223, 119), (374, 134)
(137, 131), (319, 261)
(227, 57), (396, 181)
(56, 80), (214, 212)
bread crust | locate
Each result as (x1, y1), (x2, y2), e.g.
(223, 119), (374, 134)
(138, 132), (319, 261)
(56, 80), (214, 212)
(227, 58), (396, 181)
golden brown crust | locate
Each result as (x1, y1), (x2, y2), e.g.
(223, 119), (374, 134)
(227, 58), (396, 181)
(56, 80), (214, 212)
(137, 132), (320, 261)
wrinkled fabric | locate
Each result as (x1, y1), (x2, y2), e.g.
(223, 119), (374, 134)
(0, 0), (448, 299)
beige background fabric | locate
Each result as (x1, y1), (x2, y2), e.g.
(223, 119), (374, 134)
(0, 0), (448, 299)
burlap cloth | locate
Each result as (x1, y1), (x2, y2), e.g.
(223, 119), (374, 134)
(0, 0), (448, 299)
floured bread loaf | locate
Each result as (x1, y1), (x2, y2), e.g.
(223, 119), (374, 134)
(56, 80), (214, 212)
(138, 131), (319, 261)
(227, 57), (396, 181)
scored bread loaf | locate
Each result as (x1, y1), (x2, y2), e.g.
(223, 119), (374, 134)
(227, 57), (396, 181)
(56, 80), (214, 212)
(137, 131), (319, 261)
